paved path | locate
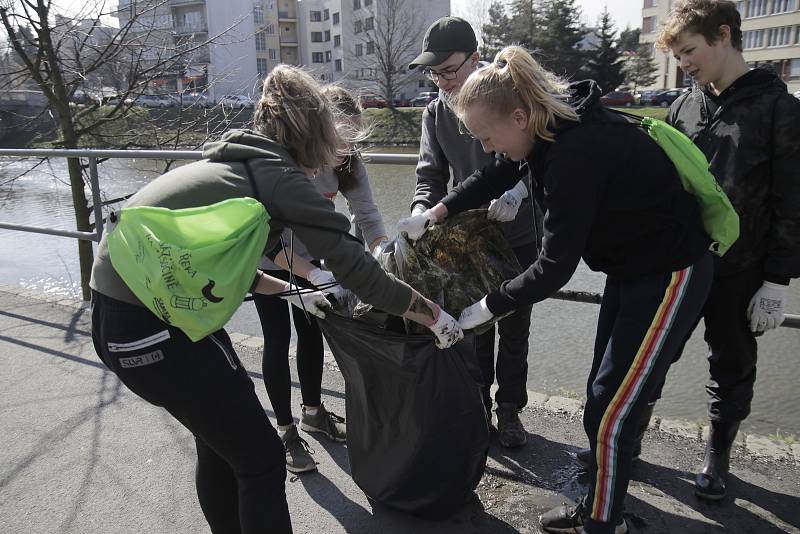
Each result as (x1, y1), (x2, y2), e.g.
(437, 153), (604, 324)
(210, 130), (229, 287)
(0, 287), (798, 533)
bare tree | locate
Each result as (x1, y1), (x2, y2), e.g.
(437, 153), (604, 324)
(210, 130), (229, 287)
(452, 0), (491, 54)
(349, 0), (426, 107)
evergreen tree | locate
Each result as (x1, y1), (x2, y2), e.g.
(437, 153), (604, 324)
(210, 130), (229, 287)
(624, 43), (659, 93)
(482, 1), (512, 59)
(508, 0), (541, 49)
(584, 9), (625, 94)
(534, 0), (585, 78)
(618, 27), (641, 53)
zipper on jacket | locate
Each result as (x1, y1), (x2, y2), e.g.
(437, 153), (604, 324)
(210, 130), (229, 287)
(209, 333), (237, 370)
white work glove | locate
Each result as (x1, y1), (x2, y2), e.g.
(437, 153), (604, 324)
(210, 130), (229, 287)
(488, 179), (528, 222)
(458, 296), (495, 330)
(747, 281), (787, 333)
(397, 209), (436, 241)
(429, 306), (464, 349)
(373, 239), (392, 257)
(280, 283), (331, 319)
(411, 204), (427, 216)
(307, 267), (348, 302)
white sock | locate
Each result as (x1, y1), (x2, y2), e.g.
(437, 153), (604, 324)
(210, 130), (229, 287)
(304, 406), (320, 416)
(277, 424), (294, 437)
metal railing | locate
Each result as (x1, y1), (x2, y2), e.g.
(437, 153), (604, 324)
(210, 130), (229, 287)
(0, 148), (798, 329)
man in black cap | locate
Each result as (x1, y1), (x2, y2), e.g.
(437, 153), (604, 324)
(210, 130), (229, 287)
(404, 16), (540, 449)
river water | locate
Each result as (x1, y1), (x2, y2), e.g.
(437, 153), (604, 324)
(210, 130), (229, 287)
(1, 154), (799, 438)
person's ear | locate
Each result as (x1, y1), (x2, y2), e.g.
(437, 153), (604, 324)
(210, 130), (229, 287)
(717, 24), (732, 47)
(511, 108), (528, 130)
(470, 51), (479, 66)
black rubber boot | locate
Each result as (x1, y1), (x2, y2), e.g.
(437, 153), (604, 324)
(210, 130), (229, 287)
(695, 420), (740, 501)
(576, 402), (656, 469)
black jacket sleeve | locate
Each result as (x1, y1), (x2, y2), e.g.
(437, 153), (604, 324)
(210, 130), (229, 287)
(440, 156), (527, 216)
(485, 145), (603, 315)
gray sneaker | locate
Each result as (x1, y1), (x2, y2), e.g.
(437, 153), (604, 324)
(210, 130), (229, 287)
(281, 425), (316, 473)
(300, 403), (346, 442)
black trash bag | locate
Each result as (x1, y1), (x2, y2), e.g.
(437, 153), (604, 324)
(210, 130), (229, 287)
(317, 311), (489, 520)
(351, 209), (523, 334)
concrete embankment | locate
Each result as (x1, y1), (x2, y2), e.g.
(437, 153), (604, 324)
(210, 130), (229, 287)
(0, 285), (797, 533)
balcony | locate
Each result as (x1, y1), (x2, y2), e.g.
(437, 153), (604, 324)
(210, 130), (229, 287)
(170, 0), (206, 6)
(278, 11), (297, 21)
(174, 22), (207, 34)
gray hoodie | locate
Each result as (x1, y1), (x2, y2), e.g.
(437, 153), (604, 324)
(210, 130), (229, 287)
(411, 93), (538, 247)
(90, 129), (412, 316)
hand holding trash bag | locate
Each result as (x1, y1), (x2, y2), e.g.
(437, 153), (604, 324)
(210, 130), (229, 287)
(458, 296), (495, 330)
(307, 267), (349, 302)
(397, 209), (437, 241)
(429, 306), (464, 348)
(280, 282), (331, 319)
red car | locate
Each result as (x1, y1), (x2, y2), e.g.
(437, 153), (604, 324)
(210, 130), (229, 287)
(359, 94), (386, 109)
(600, 90), (636, 107)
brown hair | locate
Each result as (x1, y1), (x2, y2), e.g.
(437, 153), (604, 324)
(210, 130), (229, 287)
(656, 0), (743, 52)
(452, 45), (578, 143)
(253, 65), (345, 170)
(321, 84), (364, 193)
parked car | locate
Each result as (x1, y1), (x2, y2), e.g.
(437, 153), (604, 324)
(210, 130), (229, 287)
(636, 90), (661, 105)
(649, 88), (688, 108)
(133, 94), (175, 108)
(172, 92), (210, 108)
(218, 94), (255, 109)
(600, 90), (636, 107)
(359, 93), (386, 109)
(410, 91), (438, 107)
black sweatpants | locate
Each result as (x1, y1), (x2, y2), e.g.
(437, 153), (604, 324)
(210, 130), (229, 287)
(583, 253), (713, 533)
(91, 291), (291, 534)
(478, 242), (538, 412)
(253, 269), (324, 427)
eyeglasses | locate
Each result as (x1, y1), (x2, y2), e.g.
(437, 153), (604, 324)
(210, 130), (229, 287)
(422, 54), (472, 82)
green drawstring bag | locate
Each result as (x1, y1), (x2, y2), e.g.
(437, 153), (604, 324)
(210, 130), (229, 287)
(640, 116), (740, 256)
(107, 197), (269, 341)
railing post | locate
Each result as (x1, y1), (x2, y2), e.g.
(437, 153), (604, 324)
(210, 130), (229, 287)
(88, 156), (104, 241)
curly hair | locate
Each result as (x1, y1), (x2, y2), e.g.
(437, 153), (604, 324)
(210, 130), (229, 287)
(656, 0), (743, 52)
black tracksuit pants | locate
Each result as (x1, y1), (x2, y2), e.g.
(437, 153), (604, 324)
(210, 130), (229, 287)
(583, 253), (713, 533)
(91, 291), (292, 534)
(477, 242), (538, 412)
(253, 269), (324, 427)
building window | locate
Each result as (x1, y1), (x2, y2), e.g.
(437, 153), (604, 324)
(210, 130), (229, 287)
(771, 0), (797, 13)
(746, 0), (768, 17)
(311, 31), (323, 42)
(312, 52), (324, 63)
(257, 58), (269, 75)
(255, 32), (267, 50)
(734, 1), (744, 15)
(365, 16), (374, 31)
(789, 58), (800, 79)
(642, 16), (656, 34)
(325, 51), (332, 62)
(310, 11), (322, 22)
(269, 48), (277, 60)
(743, 29), (765, 49)
(334, 34), (341, 47)
(324, 9), (330, 20)
(264, 23), (275, 35)
(354, 0), (361, 9)
(335, 59), (342, 72)
(767, 26), (792, 47)
(324, 30), (330, 41)
(253, 7), (264, 24)
(354, 20), (362, 33)
(644, 0), (656, 7)
(366, 41), (375, 54)
(355, 43), (363, 56)
(333, 12), (340, 25)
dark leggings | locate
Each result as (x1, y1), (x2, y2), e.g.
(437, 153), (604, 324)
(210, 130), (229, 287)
(91, 291), (291, 534)
(253, 269), (324, 427)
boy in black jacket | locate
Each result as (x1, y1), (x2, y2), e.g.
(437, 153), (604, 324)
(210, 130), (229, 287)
(656, 0), (800, 501)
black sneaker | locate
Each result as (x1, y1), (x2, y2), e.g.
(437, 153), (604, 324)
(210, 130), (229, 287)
(496, 402), (527, 448)
(539, 497), (628, 533)
(281, 425), (316, 474)
(300, 403), (346, 442)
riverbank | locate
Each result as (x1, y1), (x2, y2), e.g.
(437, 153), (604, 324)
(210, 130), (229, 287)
(0, 284), (797, 533)
(0, 105), (670, 149)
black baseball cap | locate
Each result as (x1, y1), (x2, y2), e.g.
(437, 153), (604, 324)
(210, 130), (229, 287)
(408, 17), (478, 70)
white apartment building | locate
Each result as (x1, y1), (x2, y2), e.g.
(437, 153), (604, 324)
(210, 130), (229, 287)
(641, 0), (800, 92)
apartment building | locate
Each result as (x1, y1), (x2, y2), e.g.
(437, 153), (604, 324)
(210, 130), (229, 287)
(295, 0), (449, 101)
(640, 0), (800, 92)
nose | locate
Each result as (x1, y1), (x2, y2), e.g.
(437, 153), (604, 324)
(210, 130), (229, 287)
(679, 56), (691, 71)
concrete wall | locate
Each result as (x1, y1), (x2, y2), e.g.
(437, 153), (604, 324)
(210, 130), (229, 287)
(206, 0), (260, 100)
